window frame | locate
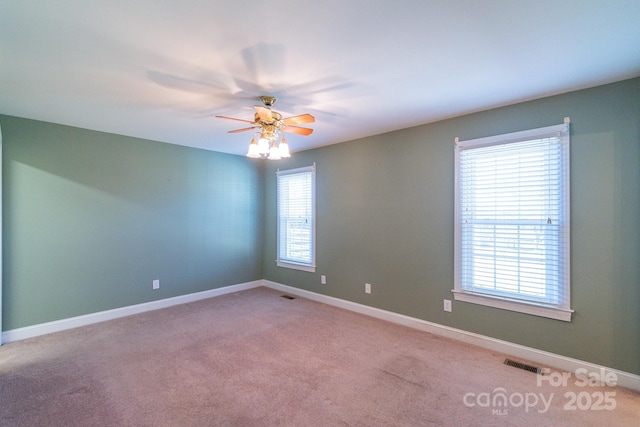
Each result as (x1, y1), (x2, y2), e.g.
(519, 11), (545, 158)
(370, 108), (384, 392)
(276, 164), (316, 272)
(453, 121), (573, 321)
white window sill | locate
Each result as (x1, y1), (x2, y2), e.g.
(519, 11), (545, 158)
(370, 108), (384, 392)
(452, 290), (573, 322)
(276, 260), (316, 273)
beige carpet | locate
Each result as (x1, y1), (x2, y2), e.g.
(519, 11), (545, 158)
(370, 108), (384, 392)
(1, 287), (638, 426)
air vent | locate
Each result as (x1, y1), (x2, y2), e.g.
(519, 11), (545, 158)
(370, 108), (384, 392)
(281, 295), (296, 300)
(504, 358), (542, 374)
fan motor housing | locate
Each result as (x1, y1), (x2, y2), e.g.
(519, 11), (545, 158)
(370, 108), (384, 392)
(254, 110), (282, 126)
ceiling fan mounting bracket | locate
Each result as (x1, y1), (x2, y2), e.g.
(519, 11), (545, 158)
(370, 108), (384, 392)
(259, 95), (277, 108)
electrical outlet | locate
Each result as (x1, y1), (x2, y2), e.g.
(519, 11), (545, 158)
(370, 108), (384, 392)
(321, 275), (326, 285)
(444, 299), (452, 312)
(365, 283), (371, 294)
(153, 279), (160, 290)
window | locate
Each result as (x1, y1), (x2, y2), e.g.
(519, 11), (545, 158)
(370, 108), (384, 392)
(454, 121), (572, 321)
(277, 164), (316, 272)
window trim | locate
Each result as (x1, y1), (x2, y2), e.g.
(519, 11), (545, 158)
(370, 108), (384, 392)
(276, 164), (316, 273)
(453, 121), (572, 321)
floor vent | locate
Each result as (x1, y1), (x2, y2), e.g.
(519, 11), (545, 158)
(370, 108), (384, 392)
(281, 295), (296, 300)
(504, 358), (542, 374)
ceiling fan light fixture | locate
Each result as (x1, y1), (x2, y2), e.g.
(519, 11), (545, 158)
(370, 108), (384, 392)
(218, 96), (315, 160)
(246, 136), (260, 158)
(268, 141), (281, 160)
(279, 136), (291, 158)
(257, 136), (270, 155)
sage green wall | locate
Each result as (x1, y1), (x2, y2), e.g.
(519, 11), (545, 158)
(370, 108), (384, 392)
(2, 78), (638, 375)
(1, 115), (264, 330)
(263, 78), (640, 375)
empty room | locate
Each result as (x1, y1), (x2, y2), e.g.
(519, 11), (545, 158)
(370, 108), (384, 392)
(1, 1), (639, 426)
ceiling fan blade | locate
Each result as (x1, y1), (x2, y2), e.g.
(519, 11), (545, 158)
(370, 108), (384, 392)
(255, 105), (273, 122)
(283, 125), (314, 136)
(283, 114), (315, 126)
(228, 126), (260, 133)
(216, 115), (256, 124)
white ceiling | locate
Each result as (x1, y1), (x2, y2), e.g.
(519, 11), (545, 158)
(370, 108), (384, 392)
(1, 1), (639, 156)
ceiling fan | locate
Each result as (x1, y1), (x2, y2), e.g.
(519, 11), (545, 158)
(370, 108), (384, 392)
(216, 96), (315, 159)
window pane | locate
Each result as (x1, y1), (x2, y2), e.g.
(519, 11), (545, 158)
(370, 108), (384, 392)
(277, 166), (315, 271)
(454, 123), (570, 317)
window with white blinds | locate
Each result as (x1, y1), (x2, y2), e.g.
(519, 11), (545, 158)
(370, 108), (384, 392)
(453, 122), (572, 321)
(277, 165), (316, 272)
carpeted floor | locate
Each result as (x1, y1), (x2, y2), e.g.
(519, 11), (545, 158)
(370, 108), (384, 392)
(1, 286), (639, 426)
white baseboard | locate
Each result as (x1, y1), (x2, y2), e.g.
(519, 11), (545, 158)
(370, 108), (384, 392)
(263, 280), (640, 393)
(4, 278), (638, 392)
(1, 280), (262, 343)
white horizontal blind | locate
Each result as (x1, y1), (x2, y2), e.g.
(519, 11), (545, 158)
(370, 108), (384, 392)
(455, 123), (570, 315)
(277, 165), (315, 271)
